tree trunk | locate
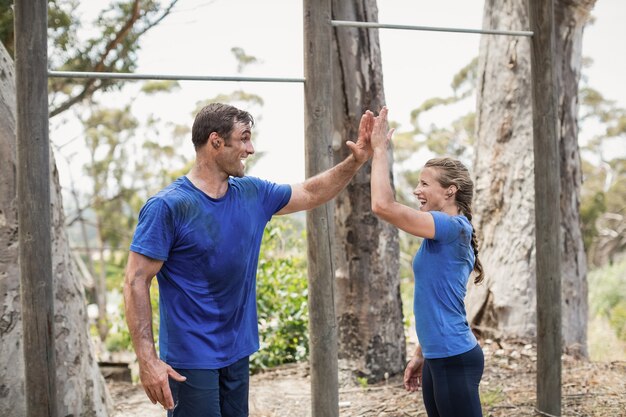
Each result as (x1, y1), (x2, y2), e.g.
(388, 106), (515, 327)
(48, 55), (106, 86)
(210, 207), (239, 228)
(331, 0), (405, 384)
(96, 225), (109, 341)
(467, 0), (595, 356)
(0, 42), (111, 416)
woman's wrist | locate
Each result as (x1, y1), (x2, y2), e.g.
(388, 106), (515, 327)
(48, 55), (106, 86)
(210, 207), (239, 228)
(372, 147), (387, 156)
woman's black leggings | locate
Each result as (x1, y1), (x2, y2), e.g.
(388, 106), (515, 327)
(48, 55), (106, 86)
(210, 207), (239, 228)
(422, 343), (484, 417)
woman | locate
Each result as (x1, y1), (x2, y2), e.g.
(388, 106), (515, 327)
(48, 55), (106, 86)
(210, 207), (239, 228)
(370, 107), (485, 416)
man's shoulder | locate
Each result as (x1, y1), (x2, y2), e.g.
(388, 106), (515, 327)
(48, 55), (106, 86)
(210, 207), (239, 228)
(231, 175), (264, 187)
(152, 177), (191, 199)
(145, 177), (197, 211)
(230, 176), (276, 194)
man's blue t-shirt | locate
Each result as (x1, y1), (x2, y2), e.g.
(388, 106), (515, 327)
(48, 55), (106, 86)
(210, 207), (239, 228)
(412, 211), (477, 359)
(130, 176), (291, 369)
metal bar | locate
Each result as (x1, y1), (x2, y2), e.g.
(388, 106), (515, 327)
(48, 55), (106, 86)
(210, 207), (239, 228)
(48, 70), (305, 83)
(331, 20), (533, 37)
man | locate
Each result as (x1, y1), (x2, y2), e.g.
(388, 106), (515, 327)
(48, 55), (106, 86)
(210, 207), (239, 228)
(124, 102), (374, 416)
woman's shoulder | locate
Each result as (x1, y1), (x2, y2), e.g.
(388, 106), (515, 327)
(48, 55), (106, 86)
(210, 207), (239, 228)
(430, 211), (472, 243)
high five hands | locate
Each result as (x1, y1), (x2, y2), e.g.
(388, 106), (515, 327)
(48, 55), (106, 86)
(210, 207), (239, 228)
(346, 107), (395, 164)
(371, 106), (395, 151)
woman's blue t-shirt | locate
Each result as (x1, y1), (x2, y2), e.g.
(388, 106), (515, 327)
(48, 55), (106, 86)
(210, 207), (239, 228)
(412, 211), (477, 359)
(130, 176), (291, 369)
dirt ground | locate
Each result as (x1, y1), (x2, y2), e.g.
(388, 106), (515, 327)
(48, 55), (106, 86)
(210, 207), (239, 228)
(108, 339), (626, 417)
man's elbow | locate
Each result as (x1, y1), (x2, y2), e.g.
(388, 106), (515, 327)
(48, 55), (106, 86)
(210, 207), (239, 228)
(123, 270), (144, 301)
(122, 274), (134, 303)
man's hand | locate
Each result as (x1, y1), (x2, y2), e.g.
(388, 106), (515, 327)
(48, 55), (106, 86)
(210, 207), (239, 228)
(346, 110), (375, 164)
(139, 358), (186, 410)
(403, 355), (424, 392)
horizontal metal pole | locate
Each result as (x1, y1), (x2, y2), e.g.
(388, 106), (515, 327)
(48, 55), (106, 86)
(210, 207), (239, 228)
(331, 20), (533, 37)
(48, 71), (305, 83)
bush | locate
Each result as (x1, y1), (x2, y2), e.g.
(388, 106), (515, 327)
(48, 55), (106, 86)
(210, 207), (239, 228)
(251, 216), (309, 373)
(588, 257), (626, 342)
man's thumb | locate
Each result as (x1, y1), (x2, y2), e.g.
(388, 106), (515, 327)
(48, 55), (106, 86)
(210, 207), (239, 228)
(168, 368), (187, 382)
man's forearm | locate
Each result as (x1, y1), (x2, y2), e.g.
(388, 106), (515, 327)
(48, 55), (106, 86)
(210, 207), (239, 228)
(124, 276), (158, 364)
(301, 154), (363, 206)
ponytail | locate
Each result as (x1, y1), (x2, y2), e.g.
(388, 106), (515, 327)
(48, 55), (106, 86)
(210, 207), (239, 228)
(470, 227), (484, 284)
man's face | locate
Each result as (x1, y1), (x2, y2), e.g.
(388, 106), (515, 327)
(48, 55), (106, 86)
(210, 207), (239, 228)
(219, 121), (254, 177)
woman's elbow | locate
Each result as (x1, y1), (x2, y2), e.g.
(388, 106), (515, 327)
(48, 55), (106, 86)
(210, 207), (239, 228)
(371, 200), (389, 217)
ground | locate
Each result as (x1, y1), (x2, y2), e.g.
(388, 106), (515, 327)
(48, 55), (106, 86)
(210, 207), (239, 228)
(108, 339), (626, 417)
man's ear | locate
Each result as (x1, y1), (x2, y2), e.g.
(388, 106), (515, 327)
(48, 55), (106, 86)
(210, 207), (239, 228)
(209, 132), (221, 149)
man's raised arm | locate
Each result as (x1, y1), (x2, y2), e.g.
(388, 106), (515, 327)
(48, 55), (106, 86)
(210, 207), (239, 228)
(277, 110), (374, 215)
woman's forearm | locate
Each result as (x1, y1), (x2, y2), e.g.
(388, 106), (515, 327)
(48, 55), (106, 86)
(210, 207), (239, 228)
(370, 148), (396, 216)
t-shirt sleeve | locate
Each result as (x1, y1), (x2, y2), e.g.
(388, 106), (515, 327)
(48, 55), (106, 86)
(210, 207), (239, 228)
(256, 178), (292, 219)
(431, 211), (461, 244)
(129, 197), (175, 261)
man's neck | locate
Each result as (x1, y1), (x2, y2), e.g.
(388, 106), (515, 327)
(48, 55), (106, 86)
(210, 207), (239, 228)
(186, 161), (230, 199)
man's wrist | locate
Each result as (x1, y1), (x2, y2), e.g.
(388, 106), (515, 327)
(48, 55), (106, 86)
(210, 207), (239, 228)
(414, 345), (423, 358)
(347, 153), (366, 167)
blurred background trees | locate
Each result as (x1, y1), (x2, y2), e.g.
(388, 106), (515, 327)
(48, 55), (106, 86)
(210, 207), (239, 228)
(0, 2), (624, 415)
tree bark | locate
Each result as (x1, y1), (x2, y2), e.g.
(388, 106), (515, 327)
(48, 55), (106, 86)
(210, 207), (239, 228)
(467, 0), (595, 355)
(0, 42), (111, 416)
(331, 0), (405, 383)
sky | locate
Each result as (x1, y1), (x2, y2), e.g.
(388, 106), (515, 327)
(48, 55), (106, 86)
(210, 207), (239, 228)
(53, 0), (626, 188)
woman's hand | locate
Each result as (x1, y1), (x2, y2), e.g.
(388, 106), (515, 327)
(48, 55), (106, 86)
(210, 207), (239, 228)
(403, 354), (424, 392)
(371, 107), (394, 151)
(346, 110), (374, 164)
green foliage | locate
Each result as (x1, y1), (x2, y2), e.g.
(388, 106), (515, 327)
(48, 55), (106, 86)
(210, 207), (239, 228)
(141, 80), (181, 95)
(588, 257), (626, 342)
(251, 216), (309, 373)
(391, 58), (478, 204)
(580, 160), (607, 250)
(25, 0), (180, 117)
(106, 279), (160, 353)
(480, 387), (505, 408)
(587, 315), (626, 362)
(0, 0), (79, 58)
(399, 230), (421, 328)
(579, 84), (626, 255)
(231, 47), (261, 73)
(0, 1), (13, 54)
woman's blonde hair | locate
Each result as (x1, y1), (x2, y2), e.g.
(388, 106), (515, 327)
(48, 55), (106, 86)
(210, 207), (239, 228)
(424, 157), (484, 284)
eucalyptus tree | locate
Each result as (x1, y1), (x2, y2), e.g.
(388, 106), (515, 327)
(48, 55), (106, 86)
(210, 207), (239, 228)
(466, 0), (596, 355)
(330, 0), (405, 383)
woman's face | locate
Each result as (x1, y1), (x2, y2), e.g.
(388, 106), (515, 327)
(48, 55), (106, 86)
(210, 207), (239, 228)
(413, 167), (448, 212)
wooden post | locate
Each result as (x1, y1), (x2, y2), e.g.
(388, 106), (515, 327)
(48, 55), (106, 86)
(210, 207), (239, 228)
(14, 1), (58, 416)
(303, 0), (339, 416)
(528, 0), (562, 415)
